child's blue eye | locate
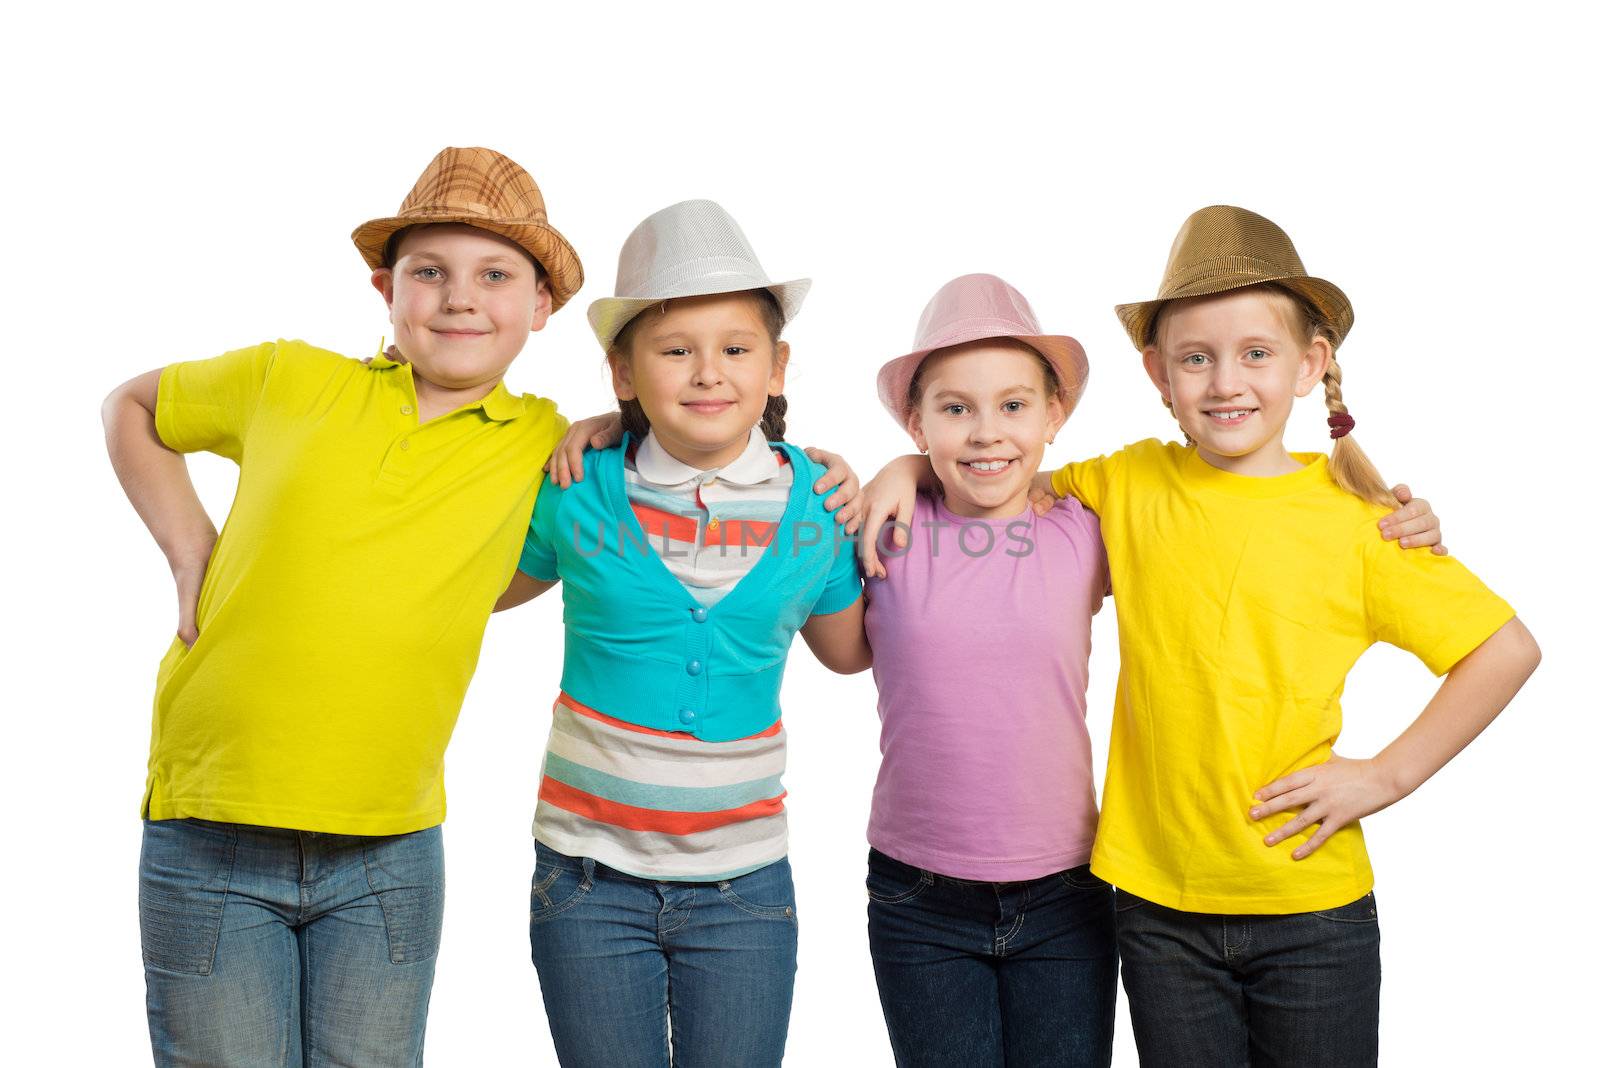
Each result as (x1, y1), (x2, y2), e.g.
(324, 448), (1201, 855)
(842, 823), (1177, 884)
(485, 270), (509, 283)
(1002, 400), (1025, 413)
(944, 403), (968, 416)
(1182, 353), (1208, 366)
(415, 267), (442, 281)
(1246, 348), (1268, 360)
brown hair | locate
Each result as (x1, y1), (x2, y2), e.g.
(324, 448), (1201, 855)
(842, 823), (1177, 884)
(382, 224), (547, 286)
(1148, 285), (1396, 508)
(905, 337), (1062, 415)
(611, 289), (789, 441)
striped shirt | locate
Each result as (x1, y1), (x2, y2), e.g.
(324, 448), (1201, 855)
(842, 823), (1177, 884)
(533, 429), (796, 879)
(622, 428), (795, 607)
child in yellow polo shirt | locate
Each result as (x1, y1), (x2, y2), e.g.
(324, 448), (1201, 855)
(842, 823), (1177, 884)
(102, 147), (581, 1067)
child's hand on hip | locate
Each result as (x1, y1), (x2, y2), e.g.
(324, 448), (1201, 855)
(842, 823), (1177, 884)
(1249, 754), (1405, 860)
(169, 532), (217, 648)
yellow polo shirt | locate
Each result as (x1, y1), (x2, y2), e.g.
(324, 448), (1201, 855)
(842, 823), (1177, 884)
(1054, 439), (1514, 913)
(146, 340), (566, 834)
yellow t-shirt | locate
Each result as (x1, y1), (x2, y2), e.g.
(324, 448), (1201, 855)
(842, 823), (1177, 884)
(1053, 439), (1515, 913)
(147, 340), (566, 834)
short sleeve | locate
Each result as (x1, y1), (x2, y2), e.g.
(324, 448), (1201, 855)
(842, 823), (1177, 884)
(810, 520), (864, 616)
(155, 342), (278, 462)
(1050, 452), (1116, 513)
(1362, 538), (1516, 676)
(519, 473), (564, 581)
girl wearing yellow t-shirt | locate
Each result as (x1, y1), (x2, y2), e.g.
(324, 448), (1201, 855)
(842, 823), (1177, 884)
(859, 206), (1539, 1067)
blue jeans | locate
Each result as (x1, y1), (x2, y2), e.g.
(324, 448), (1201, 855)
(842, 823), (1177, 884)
(139, 818), (444, 1067)
(865, 848), (1118, 1067)
(1115, 888), (1381, 1067)
(527, 841), (798, 1067)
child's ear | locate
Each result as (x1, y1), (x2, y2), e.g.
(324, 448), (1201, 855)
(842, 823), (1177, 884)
(907, 408), (929, 454)
(528, 276), (554, 334)
(1044, 395), (1067, 442)
(1295, 336), (1333, 397)
(768, 340), (791, 396)
(371, 269), (395, 310)
(1141, 347), (1172, 402)
(607, 351), (637, 401)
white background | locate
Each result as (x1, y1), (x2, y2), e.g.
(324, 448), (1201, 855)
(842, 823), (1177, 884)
(6, 2), (1593, 1064)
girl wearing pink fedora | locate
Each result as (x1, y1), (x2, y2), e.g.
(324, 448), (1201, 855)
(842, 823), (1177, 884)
(859, 272), (1117, 1066)
(861, 208), (1537, 1067)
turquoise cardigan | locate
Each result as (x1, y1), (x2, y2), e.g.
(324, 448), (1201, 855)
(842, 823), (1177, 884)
(518, 435), (862, 742)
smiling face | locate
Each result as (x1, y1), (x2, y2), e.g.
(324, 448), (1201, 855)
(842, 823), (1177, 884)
(372, 223), (551, 395)
(1143, 287), (1331, 477)
(908, 339), (1065, 519)
(609, 291), (789, 470)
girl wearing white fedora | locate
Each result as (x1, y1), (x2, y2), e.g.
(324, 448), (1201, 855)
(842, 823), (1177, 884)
(495, 199), (871, 1067)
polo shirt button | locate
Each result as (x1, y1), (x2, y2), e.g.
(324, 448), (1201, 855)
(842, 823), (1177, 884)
(401, 404), (414, 416)
(691, 607), (708, 623)
(400, 440), (411, 451)
(678, 708), (696, 724)
(686, 660), (702, 676)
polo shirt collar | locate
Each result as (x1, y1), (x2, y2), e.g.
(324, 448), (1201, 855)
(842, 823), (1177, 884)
(363, 353), (524, 422)
(634, 427), (779, 487)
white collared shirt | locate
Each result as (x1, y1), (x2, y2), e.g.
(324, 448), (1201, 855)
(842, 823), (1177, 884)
(624, 428), (795, 608)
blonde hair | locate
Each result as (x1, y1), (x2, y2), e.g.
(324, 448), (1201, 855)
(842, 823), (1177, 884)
(1149, 285), (1397, 509)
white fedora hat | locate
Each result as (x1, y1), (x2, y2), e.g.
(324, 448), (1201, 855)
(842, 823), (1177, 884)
(588, 199), (811, 351)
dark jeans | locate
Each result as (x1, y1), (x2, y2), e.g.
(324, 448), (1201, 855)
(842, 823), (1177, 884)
(1115, 887), (1381, 1068)
(865, 848), (1117, 1067)
(528, 841), (799, 1068)
(139, 818), (443, 1068)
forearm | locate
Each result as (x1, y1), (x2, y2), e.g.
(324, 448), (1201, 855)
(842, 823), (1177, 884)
(1373, 617), (1540, 798)
(494, 570), (557, 612)
(102, 378), (216, 566)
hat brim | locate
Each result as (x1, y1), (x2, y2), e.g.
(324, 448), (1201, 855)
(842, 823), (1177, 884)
(1115, 274), (1354, 352)
(876, 333), (1090, 433)
(587, 277), (811, 352)
(351, 213), (585, 313)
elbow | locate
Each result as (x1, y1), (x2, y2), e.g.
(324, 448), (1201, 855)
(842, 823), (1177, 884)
(1513, 619), (1541, 681)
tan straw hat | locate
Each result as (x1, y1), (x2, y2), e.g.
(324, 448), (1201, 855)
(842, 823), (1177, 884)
(1116, 205), (1353, 351)
(352, 147), (584, 312)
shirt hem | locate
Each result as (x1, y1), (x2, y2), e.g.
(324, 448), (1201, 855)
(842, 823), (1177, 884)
(1089, 853), (1375, 915)
(144, 796), (445, 837)
(535, 825), (786, 883)
(869, 836), (1094, 882)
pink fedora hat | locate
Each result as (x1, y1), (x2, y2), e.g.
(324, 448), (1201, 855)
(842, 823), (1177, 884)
(877, 273), (1089, 432)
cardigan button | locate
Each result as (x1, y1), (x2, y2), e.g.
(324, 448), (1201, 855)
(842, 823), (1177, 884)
(686, 660), (703, 676)
(691, 607), (708, 623)
(678, 708), (697, 724)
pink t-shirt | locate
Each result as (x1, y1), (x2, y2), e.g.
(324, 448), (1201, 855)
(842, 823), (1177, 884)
(864, 492), (1108, 881)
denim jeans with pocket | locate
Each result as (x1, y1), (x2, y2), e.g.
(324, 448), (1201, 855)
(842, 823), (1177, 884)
(527, 840), (799, 1068)
(139, 817), (444, 1067)
(1114, 887), (1381, 1068)
(865, 848), (1118, 1067)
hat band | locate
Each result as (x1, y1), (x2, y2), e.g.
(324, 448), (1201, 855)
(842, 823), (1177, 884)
(616, 256), (775, 300)
(1163, 254), (1304, 296)
(915, 314), (1043, 352)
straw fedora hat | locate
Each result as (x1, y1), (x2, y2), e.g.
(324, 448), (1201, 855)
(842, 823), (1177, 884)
(877, 273), (1089, 432)
(588, 200), (810, 352)
(352, 147), (584, 312)
(1115, 205), (1353, 351)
